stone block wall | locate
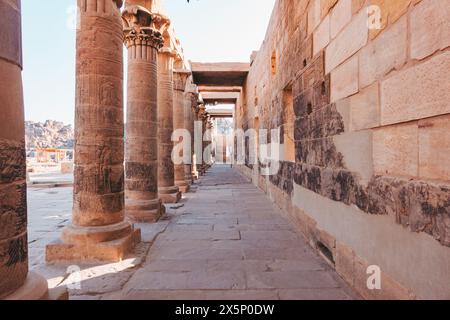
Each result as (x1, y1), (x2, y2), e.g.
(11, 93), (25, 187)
(235, 0), (450, 299)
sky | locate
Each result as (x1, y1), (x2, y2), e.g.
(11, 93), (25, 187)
(22, 0), (276, 125)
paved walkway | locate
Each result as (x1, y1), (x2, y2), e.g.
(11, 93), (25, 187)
(28, 164), (357, 300)
(120, 165), (357, 300)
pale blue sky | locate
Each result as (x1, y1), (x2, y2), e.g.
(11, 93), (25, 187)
(22, 0), (276, 125)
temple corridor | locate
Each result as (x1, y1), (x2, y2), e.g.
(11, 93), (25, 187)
(1, 0), (449, 301)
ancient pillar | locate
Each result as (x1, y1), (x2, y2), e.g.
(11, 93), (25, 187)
(155, 15), (181, 203)
(0, 0), (49, 300)
(205, 117), (214, 168)
(46, 0), (141, 262)
(184, 81), (196, 183)
(191, 96), (201, 179)
(173, 68), (191, 193)
(123, 4), (164, 222)
(200, 108), (209, 175)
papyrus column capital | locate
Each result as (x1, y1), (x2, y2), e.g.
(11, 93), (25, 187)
(123, 5), (163, 49)
(173, 69), (191, 92)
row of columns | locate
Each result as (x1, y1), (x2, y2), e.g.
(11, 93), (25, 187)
(1, 0), (214, 299)
(45, 1), (211, 263)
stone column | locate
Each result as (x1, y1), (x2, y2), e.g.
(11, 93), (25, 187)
(46, 0), (140, 263)
(154, 15), (181, 203)
(0, 0), (49, 300)
(123, 5), (164, 222)
(191, 96), (201, 179)
(173, 68), (191, 193)
(205, 116), (214, 169)
(184, 82), (196, 184)
(200, 108), (209, 175)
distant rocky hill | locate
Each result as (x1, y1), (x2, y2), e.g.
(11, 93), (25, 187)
(25, 120), (74, 149)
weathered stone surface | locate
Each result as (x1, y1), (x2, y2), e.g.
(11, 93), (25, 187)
(325, 9), (368, 73)
(295, 138), (345, 168)
(308, 0), (321, 35)
(0, 0), (22, 67)
(304, 53), (325, 90)
(330, 0), (352, 39)
(368, 0), (411, 39)
(330, 55), (358, 102)
(349, 83), (380, 131)
(313, 14), (330, 56)
(418, 115), (450, 182)
(321, 0), (339, 19)
(410, 0), (450, 60)
(368, 176), (450, 246)
(269, 161), (294, 196)
(359, 16), (407, 88)
(373, 122), (418, 177)
(380, 51), (450, 126)
(333, 130), (374, 182)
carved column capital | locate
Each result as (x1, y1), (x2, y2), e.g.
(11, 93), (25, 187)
(152, 12), (171, 36)
(124, 27), (163, 49)
(173, 69), (191, 91)
(123, 5), (163, 49)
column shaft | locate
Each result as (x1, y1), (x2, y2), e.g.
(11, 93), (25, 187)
(173, 71), (191, 193)
(183, 91), (194, 183)
(124, 11), (164, 222)
(0, 0), (48, 299)
(157, 51), (181, 203)
(46, 0), (140, 263)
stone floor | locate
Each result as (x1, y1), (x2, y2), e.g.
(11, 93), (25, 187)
(28, 164), (358, 300)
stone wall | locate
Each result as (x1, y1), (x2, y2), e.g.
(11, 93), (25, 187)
(235, 0), (450, 299)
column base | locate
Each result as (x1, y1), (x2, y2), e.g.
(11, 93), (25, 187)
(126, 198), (165, 223)
(46, 221), (141, 263)
(175, 180), (190, 193)
(159, 186), (182, 204)
(185, 174), (193, 185)
(4, 272), (49, 300)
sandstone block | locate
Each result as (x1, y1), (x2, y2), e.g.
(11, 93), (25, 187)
(349, 82), (380, 131)
(330, 0), (352, 39)
(308, 0), (321, 35)
(313, 14), (331, 56)
(333, 130), (374, 183)
(352, 0), (365, 14)
(321, 0), (339, 18)
(325, 9), (368, 73)
(330, 54), (359, 102)
(380, 51), (450, 125)
(368, 0), (411, 39)
(373, 122), (418, 177)
(359, 16), (407, 88)
(418, 115), (450, 181)
(410, 0), (450, 60)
